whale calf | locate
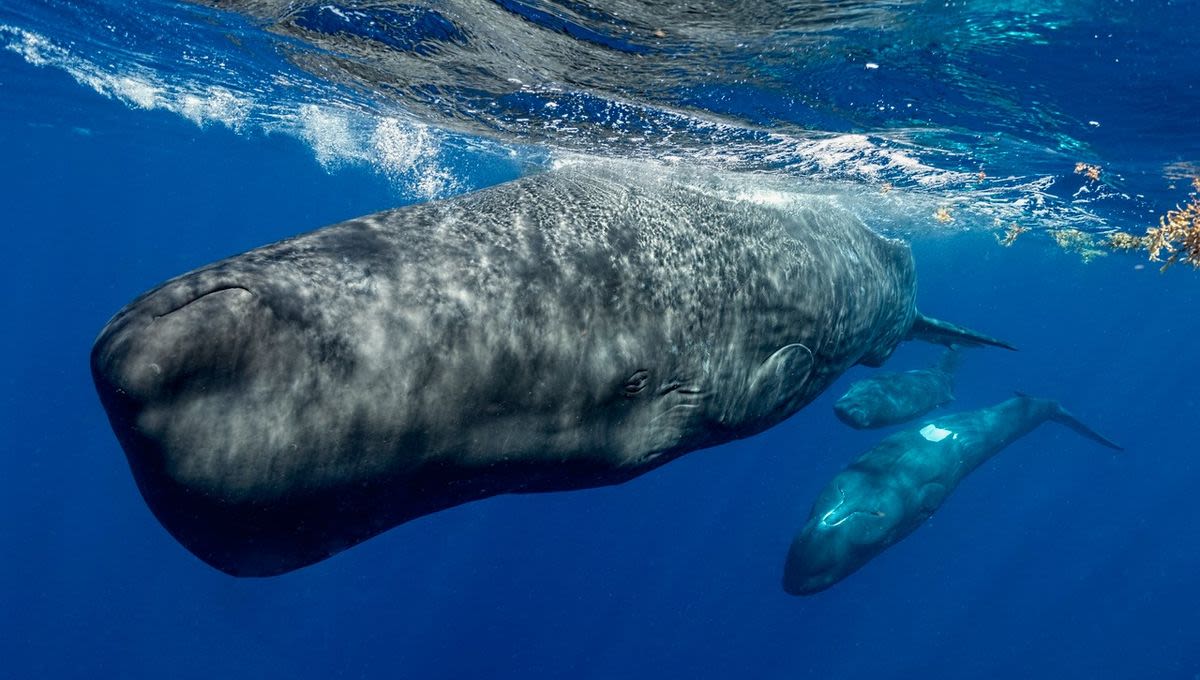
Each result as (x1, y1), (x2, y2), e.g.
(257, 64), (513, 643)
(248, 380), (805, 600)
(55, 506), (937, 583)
(783, 394), (1121, 595)
(833, 347), (963, 429)
(91, 164), (1013, 576)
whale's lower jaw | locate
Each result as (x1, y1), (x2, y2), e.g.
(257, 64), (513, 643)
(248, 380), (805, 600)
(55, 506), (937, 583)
(126, 456), (464, 577)
(99, 391), (700, 576)
(132, 462), (687, 576)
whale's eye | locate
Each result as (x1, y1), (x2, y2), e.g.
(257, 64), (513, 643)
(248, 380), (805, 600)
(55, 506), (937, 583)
(624, 369), (650, 396)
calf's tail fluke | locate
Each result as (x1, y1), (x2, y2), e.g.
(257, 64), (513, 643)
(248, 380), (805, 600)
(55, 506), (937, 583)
(908, 311), (1017, 351)
(1013, 392), (1123, 451)
(1048, 401), (1124, 451)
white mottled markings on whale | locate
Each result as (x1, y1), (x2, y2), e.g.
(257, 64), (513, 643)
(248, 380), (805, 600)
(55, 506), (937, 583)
(920, 423), (954, 442)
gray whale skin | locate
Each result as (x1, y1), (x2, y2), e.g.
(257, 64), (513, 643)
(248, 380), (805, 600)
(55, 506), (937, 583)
(91, 166), (1012, 576)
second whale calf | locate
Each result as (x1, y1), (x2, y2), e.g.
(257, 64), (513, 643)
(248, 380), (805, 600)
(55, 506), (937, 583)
(833, 346), (964, 429)
(784, 394), (1121, 595)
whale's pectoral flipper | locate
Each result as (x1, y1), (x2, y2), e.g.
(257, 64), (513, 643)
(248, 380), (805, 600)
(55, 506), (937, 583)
(907, 311), (1017, 351)
(916, 482), (948, 516)
(743, 343), (815, 424)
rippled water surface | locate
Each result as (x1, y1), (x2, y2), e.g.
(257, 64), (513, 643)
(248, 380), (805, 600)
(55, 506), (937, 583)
(5, 0), (1199, 231)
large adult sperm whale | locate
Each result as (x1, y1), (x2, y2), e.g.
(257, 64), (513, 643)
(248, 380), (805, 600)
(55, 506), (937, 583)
(92, 164), (1014, 576)
(783, 394), (1121, 595)
(833, 347), (963, 429)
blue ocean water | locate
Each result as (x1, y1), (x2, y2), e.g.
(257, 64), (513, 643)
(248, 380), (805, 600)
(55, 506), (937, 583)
(1, 1), (1198, 678)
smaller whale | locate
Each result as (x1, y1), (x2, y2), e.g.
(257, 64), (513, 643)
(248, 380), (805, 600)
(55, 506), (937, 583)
(833, 347), (963, 429)
(783, 394), (1121, 595)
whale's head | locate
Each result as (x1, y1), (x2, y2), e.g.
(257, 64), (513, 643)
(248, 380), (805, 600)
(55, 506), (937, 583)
(782, 470), (904, 595)
(90, 221), (415, 576)
(831, 379), (888, 429)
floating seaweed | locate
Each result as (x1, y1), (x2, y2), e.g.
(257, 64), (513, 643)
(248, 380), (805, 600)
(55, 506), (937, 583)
(1052, 228), (1107, 263)
(1075, 162), (1102, 182)
(933, 206), (954, 224)
(1107, 231), (1148, 251)
(1108, 177), (1200, 271)
(995, 222), (1028, 247)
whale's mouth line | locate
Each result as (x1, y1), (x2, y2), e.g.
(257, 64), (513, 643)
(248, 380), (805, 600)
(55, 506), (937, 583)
(153, 286), (254, 320)
(819, 486), (885, 528)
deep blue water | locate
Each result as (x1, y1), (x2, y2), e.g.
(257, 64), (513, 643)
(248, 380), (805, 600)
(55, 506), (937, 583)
(3, 1), (1200, 678)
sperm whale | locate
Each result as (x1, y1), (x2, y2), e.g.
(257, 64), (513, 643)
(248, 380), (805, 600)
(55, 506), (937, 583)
(833, 347), (963, 429)
(92, 164), (1014, 576)
(784, 394), (1120, 595)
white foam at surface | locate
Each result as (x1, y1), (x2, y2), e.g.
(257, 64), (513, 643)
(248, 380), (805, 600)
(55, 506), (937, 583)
(109, 76), (163, 110)
(1, 24), (58, 66)
(0, 21), (989, 198)
(1, 24), (456, 199)
(297, 104), (363, 168)
(290, 105), (456, 197)
(374, 118), (426, 172)
(3, 24), (250, 128)
(373, 117), (456, 196)
(179, 87), (251, 130)
(0, 19), (1118, 227)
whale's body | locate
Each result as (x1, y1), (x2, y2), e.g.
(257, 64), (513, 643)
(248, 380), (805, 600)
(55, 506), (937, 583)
(91, 165), (1009, 576)
(833, 347), (961, 429)
(784, 395), (1120, 595)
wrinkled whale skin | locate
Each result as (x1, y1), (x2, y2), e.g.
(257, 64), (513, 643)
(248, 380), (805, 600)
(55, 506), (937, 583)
(93, 167), (959, 576)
